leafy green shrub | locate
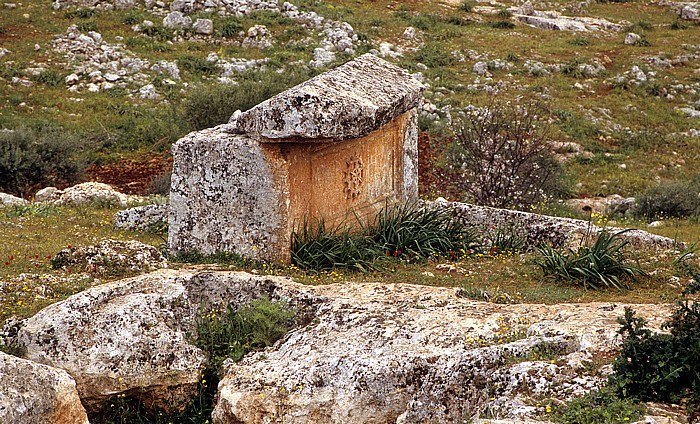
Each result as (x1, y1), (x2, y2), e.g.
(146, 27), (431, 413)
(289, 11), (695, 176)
(183, 68), (314, 130)
(142, 23), (174, 40)
(177, 54), (217, 75)
(410, 14), (439, 31)
(610, 273), (700, 415)
(122, 10), (144, 25)
(216, 17), (242, 37)
(562, 57), (587, 78)
(634, 180), (700, 220)
(196, 297), (296, 370)
(64, 7), (96, 19)
(459, 0), (475, 12)
(536, 229), (644, 290)
(497, 8), (513, 18)
(671, 20), (689, 30)
(447, 100), (566, 210)
(366, 203), (479, 261)
(291, 203), (480, 272)
(249, 10), (293, 26)
(485, 227), (527, 254)
(490, 20), (515, 29)
(291, 219), (376, 272)
(554, 386), (645, 424)
(76, 20), (98, 33)
(32, 69), (64, 87)
(569, 37), (590, 46)
(0, 127), (84, 197)
(413, 42), (456, 68)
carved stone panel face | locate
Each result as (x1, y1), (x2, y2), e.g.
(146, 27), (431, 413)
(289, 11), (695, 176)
(265, 112), (409, 231)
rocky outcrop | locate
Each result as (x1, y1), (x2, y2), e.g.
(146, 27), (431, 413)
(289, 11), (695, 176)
(0, 351), (89, 424)
(11, 270), (314, 412)
(430, 199), (679, 250)
(5, 269), (678, 421)
(211, 279), (671, 423)
(514, 11), (627, 31)
(113, 204), (168, 231)
(231, 53), (424, 141)
(51, 239), (167, 277)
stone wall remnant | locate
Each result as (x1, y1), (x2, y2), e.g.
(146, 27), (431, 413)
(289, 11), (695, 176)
(169, 54), (424, 262)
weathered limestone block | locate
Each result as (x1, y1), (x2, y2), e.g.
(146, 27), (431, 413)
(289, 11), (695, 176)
(51, 239), (168, 276)
(231, 53), (423, 140)
(170, 54), (423, 262)
(0, 351), (89, 424)
(113, 204), (168, 231)
(12, 269), (313, 412)
(16, 270), (204, 411)
(212, 280), (671, 423)
(170, 127), (286, 261)
(430, 199), (679, 250)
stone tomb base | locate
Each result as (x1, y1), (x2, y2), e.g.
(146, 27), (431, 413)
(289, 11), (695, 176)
(169, 54), (424, 263)
(169, 110), (417, 263)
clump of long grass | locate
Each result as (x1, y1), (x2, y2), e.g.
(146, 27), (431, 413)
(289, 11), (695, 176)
(536, 229), (644, 289)
(291, 203), (480, 272)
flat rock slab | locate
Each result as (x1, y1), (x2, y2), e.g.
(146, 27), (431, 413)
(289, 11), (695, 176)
(0, 351), (89, 424)
(231, 53), (424, 140)
(432, 199), (679, 250)
(212, 281), (671, 423)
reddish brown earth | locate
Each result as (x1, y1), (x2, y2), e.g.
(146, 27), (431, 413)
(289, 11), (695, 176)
(84, 154), (172, 195)
(417, 131), (459, 200)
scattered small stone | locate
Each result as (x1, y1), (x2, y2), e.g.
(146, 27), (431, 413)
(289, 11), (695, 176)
(624, 32), (641, 45)
(192, 18), (213, 35)
(163, 11), (192, 29)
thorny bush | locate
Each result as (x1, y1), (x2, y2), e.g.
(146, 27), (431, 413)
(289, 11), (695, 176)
(447, 98), (566, 210)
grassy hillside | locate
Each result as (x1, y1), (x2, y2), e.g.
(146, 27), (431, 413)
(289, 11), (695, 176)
(1, 0), (699, 199)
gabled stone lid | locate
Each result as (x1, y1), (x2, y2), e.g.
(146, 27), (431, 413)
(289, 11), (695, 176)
(230, 54), (424, 141)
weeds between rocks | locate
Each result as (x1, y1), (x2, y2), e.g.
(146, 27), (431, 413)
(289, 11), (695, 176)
(90, 297), (296, 424)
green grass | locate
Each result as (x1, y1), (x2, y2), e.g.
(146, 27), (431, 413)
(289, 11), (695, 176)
(536, 229), (645, 290)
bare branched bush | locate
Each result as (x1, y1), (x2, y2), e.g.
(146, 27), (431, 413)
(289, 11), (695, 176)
(446, 99), (565, 210)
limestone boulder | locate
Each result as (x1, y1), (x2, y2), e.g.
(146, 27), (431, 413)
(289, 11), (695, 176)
(0, 351), (89, 424)
(113, 204), (168, 231)
(56, 182), (128, 208)
(51, 239), (167, 277)
(231, 53), (424, 140)
(12, 270), (315, 412)
(34, 186), (63, 203)
(212, 281), (671, 423)
(0, 192), (27, 206)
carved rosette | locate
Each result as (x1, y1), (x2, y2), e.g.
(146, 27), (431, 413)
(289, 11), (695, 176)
(343, 154), (364, 200)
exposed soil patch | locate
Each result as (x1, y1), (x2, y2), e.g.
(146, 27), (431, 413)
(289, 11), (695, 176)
(84, 154), (172, 195)
(418, 131), (460, 200)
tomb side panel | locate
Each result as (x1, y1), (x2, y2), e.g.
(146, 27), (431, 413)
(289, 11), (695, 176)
(284, 113), (411, 229)
(169, 126), (289, 262)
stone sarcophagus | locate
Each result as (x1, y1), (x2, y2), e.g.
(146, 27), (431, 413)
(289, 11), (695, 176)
(169, 54), (424, 262)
